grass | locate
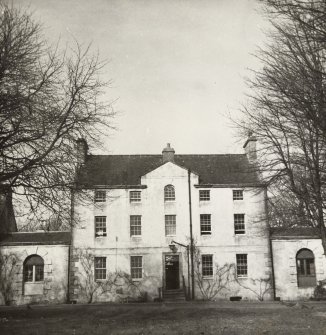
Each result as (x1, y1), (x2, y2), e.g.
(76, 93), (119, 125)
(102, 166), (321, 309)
(1, 301), (326, 334)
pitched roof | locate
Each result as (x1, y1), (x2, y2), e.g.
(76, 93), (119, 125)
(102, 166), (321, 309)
(0, 231), (71, 245)
(271, 227), (320, 240)
(77, 154), (261, 187)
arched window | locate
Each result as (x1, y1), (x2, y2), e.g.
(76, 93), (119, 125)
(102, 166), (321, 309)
(164, 185), (175, 201)
(23, 255), (44, 282)
(296, 249), (316, 288)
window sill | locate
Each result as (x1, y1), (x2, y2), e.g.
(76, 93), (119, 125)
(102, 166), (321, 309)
(95, 236), (107, 238)
(202, 276), (213, 280)
(131, 278), (142, 282)
(237, 276), (248, 279)
(95, 279), (107, 283)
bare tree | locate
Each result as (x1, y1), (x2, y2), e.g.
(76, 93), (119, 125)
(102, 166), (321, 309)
(0, 3), (114, 229)
(236, 274), (272, 301)
(193, 245), (236, 301)
(74, 248), (149, 304)
(0, 250), (19, 305)
(237, 0), (326, 254)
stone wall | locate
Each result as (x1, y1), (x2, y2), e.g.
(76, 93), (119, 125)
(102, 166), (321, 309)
(0, 244), (69, 305)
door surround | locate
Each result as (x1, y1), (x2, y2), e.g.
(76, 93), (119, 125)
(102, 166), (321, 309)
(163, 252), (182, 290)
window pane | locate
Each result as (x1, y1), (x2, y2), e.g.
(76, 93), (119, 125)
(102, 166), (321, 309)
(236, 254), (247, 277)
(130, 191), (141, 202)
(131, 256), (142, 279)
(95, 216), (107, 237)
(24, 265), (33, 282)
(35, 265), (44, 281)
(234, 214), (245, 234)
(233, 190), (243, 200)
(165, 215), (176, 236)
(130, 215), (142, 236)
(202, 255), (213, 276)
(25, 255), (44, 266)
(164, 185), (175, 201)
(200, 214), (211, 235)
(296, 249), (316, 287)
(94, 257), (106, 280)
(199, 190), (210, 201)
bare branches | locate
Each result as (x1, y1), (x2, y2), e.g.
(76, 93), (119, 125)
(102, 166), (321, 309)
(236, 275), (272, 301)
(193, 245), (236, 301)
(0, 3), (115, 229)
(236, 0), (326, 251)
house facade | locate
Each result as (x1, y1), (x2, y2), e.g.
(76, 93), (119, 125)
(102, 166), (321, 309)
(69, 139), (273, 302)
(3, 139), (325, 305)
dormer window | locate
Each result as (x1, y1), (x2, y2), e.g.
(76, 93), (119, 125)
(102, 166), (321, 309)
(164, 185), (175, 201)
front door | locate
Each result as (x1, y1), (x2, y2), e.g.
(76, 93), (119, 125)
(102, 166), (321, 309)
(165, 255), (180, 290)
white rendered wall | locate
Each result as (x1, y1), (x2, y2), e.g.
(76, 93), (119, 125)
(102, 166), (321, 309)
(72, 162), (271, 301)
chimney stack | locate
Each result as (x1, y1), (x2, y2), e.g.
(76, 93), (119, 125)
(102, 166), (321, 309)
(76, 138), (88, 165)
(162, 143), (175, 163)
(243, 132), (257, 163)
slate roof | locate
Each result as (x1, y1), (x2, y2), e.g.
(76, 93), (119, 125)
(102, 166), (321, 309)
(271, 227), (320, 240)
(77, 154), (261, 187)
(0, 231), (71, 245)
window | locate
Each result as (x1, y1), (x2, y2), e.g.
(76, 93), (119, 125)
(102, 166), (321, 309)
(236, 254), (247, 277)
(200, 214), (211, 235)
(130, 215), (142, 236)
(164, 185), (175, 201)
(94, 257), (106, 280)
(234, 214), (245, 234)
(23, 255), (44, 282)
(130, 191), (141, 202)
(233, 190), (243, 200)
(165, 215), (176, 236)
(199, 190), (210, 201)
(95, 216), (107, 237)
(296, 249), (316, 287)
(94, 190), (106, 202)
(202, 255), (213, 277)
(130, 256), (142, 279)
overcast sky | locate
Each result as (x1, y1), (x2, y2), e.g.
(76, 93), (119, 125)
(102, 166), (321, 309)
(15, 0), (268, 155)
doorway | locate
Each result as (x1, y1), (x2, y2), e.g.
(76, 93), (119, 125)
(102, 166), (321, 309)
(165, 254), (180, 290)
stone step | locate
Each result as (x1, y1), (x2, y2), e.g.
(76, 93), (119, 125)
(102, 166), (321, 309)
(163, 289), (186, 301)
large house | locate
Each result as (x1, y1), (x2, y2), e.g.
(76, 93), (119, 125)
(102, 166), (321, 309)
(1, 138), (326, 305)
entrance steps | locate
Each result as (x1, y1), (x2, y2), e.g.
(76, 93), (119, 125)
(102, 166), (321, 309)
(162, 289), (186, 302)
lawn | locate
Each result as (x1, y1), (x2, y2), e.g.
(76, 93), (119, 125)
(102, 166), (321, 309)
(1, 301), (326, 334)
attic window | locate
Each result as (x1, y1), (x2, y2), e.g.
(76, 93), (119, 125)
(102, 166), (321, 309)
(164, 185), (175, 201)
(199, 190), (210, 201)
(94, 190), (106, 202)
(233, 190), (243, 200)
(130, 191), (141, 202)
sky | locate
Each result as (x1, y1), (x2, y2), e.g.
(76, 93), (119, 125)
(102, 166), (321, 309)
(14, 0), (268, 155)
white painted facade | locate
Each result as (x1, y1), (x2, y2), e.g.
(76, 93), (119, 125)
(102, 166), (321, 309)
(71, 161), (272, 302)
